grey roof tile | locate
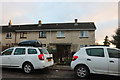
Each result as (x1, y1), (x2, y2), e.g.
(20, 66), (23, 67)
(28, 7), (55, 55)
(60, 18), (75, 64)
(1, 22), (96, 32)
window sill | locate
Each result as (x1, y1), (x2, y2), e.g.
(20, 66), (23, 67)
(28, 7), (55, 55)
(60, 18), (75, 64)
(20, 37), (27, 39)
(39, 37), (46, 38)
(6, 38), (12, 39)
(56, 37), (65, 39)
(79, 37), (88, 38)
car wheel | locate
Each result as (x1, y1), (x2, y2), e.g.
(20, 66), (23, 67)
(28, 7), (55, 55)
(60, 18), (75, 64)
(75, 65), (89, 78)
(23, 63), (34, 74)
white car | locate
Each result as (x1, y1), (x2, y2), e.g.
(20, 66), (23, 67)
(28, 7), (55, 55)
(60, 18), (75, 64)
(0, 47), (54, 73)
(71, 46), (120, 78)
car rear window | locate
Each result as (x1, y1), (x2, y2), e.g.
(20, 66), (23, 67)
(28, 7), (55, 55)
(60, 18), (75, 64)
(39, 48), (49, 54)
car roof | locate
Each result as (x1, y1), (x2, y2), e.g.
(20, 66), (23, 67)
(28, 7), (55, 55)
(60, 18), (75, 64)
(81, 46), (119, 50)
(10, 46), (43, 49)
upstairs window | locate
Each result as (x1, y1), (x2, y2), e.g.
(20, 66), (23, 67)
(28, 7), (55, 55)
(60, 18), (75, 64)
(80, 31), (88, 38)
(20, 32), (27, 38)
(39, 31), (46, 38)
(56, 31), (65, 38)
(6, 32), (12, 39)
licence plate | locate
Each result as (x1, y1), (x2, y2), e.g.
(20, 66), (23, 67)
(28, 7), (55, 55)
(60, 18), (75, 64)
(48, 59), (51, 61)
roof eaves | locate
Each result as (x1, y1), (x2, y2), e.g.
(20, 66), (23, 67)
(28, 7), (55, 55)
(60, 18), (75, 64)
(15, 28), (96, 32)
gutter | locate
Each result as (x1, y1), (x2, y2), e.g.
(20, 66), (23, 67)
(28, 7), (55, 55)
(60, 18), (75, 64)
(15, 29), (96, 32)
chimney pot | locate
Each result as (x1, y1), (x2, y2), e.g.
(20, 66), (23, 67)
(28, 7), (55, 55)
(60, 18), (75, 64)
(75, 19), (77, 23)
(74, 19), (78, 26)
(38, 20), (42, 26)
(8, 20), (12, 27)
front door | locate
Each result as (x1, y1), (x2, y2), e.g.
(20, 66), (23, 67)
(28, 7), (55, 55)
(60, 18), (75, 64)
(57, 45), (71, 63)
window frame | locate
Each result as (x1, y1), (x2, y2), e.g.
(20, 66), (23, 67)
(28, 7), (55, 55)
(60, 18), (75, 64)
(20, 32), (27, 38)
(80, 45), (88, 48)
(39, 31), (46, 38)
(56, 31), (65, 38)
(80, 31), (89, 38)
(6, 32), (12, 39)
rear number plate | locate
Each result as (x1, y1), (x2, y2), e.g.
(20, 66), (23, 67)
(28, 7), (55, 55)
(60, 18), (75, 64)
(48, 59), (51, 61)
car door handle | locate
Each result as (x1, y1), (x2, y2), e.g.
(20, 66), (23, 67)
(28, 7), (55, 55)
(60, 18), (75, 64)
(87, 59), (91, 61)
(21, 57), (23, 59)
(109, 60), (114, 63)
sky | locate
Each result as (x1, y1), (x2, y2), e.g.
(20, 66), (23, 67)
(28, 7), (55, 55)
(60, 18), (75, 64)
(0, 0), (119, 46)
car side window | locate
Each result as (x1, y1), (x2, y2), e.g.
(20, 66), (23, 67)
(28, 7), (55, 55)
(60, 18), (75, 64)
(14, 48), (25, 55)
(28, 49), (37, 54)
(107, 48), (120, 58)
(2, 48), (13, 55)
(86, 48), (104, 57)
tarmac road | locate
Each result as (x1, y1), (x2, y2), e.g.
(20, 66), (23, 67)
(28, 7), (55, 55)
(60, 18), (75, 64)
(1, 65), (120, 80)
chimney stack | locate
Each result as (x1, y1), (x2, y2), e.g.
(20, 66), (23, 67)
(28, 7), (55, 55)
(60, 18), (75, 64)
(74, 19), (78, 26)
(8, 20), (12, 27)
(38, 20), (42, 26)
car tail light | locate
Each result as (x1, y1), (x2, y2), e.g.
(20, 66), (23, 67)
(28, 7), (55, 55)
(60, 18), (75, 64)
(38, 54), (44, 60)
(72, 56), (78, 61)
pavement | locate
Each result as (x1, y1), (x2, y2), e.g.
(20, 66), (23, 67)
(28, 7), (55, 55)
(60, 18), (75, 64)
(49, 64), (72, 71)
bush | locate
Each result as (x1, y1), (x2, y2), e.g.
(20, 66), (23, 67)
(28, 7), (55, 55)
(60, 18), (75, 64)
(64, 58), (72, 65)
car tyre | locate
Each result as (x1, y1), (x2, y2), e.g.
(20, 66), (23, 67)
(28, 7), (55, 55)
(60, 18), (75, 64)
(75, 65), (89, 78)
(23, 63), (34, 74)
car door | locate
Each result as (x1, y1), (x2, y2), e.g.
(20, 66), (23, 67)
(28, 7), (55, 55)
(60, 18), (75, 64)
(1, 48), (14, 67)
(10, 48), (26, 67)
(27, 48), (39, 64)
(86, 48), (109, 73)
(107, 48), (120, 74)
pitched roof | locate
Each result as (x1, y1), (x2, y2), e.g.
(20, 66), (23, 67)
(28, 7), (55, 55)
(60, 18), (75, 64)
(1, 22), (96, 32)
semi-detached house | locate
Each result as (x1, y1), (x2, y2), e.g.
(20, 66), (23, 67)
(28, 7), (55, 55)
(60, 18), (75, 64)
(1, 19), (96, 62)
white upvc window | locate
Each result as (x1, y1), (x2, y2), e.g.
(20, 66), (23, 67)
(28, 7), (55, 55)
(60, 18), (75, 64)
(20, 32), (27, 38)
(80, 31), (89, 37)
(56, 31), (65, 38)
(39, 31), (46, 38)
(6, 32), (12, 39)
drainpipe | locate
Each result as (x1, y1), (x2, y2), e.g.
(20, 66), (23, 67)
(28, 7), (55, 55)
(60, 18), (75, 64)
(14, 32), (17, 46)
(50, 29), (51, 43)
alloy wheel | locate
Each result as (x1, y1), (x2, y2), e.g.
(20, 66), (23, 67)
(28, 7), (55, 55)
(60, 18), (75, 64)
(23, 63), (33, 73)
